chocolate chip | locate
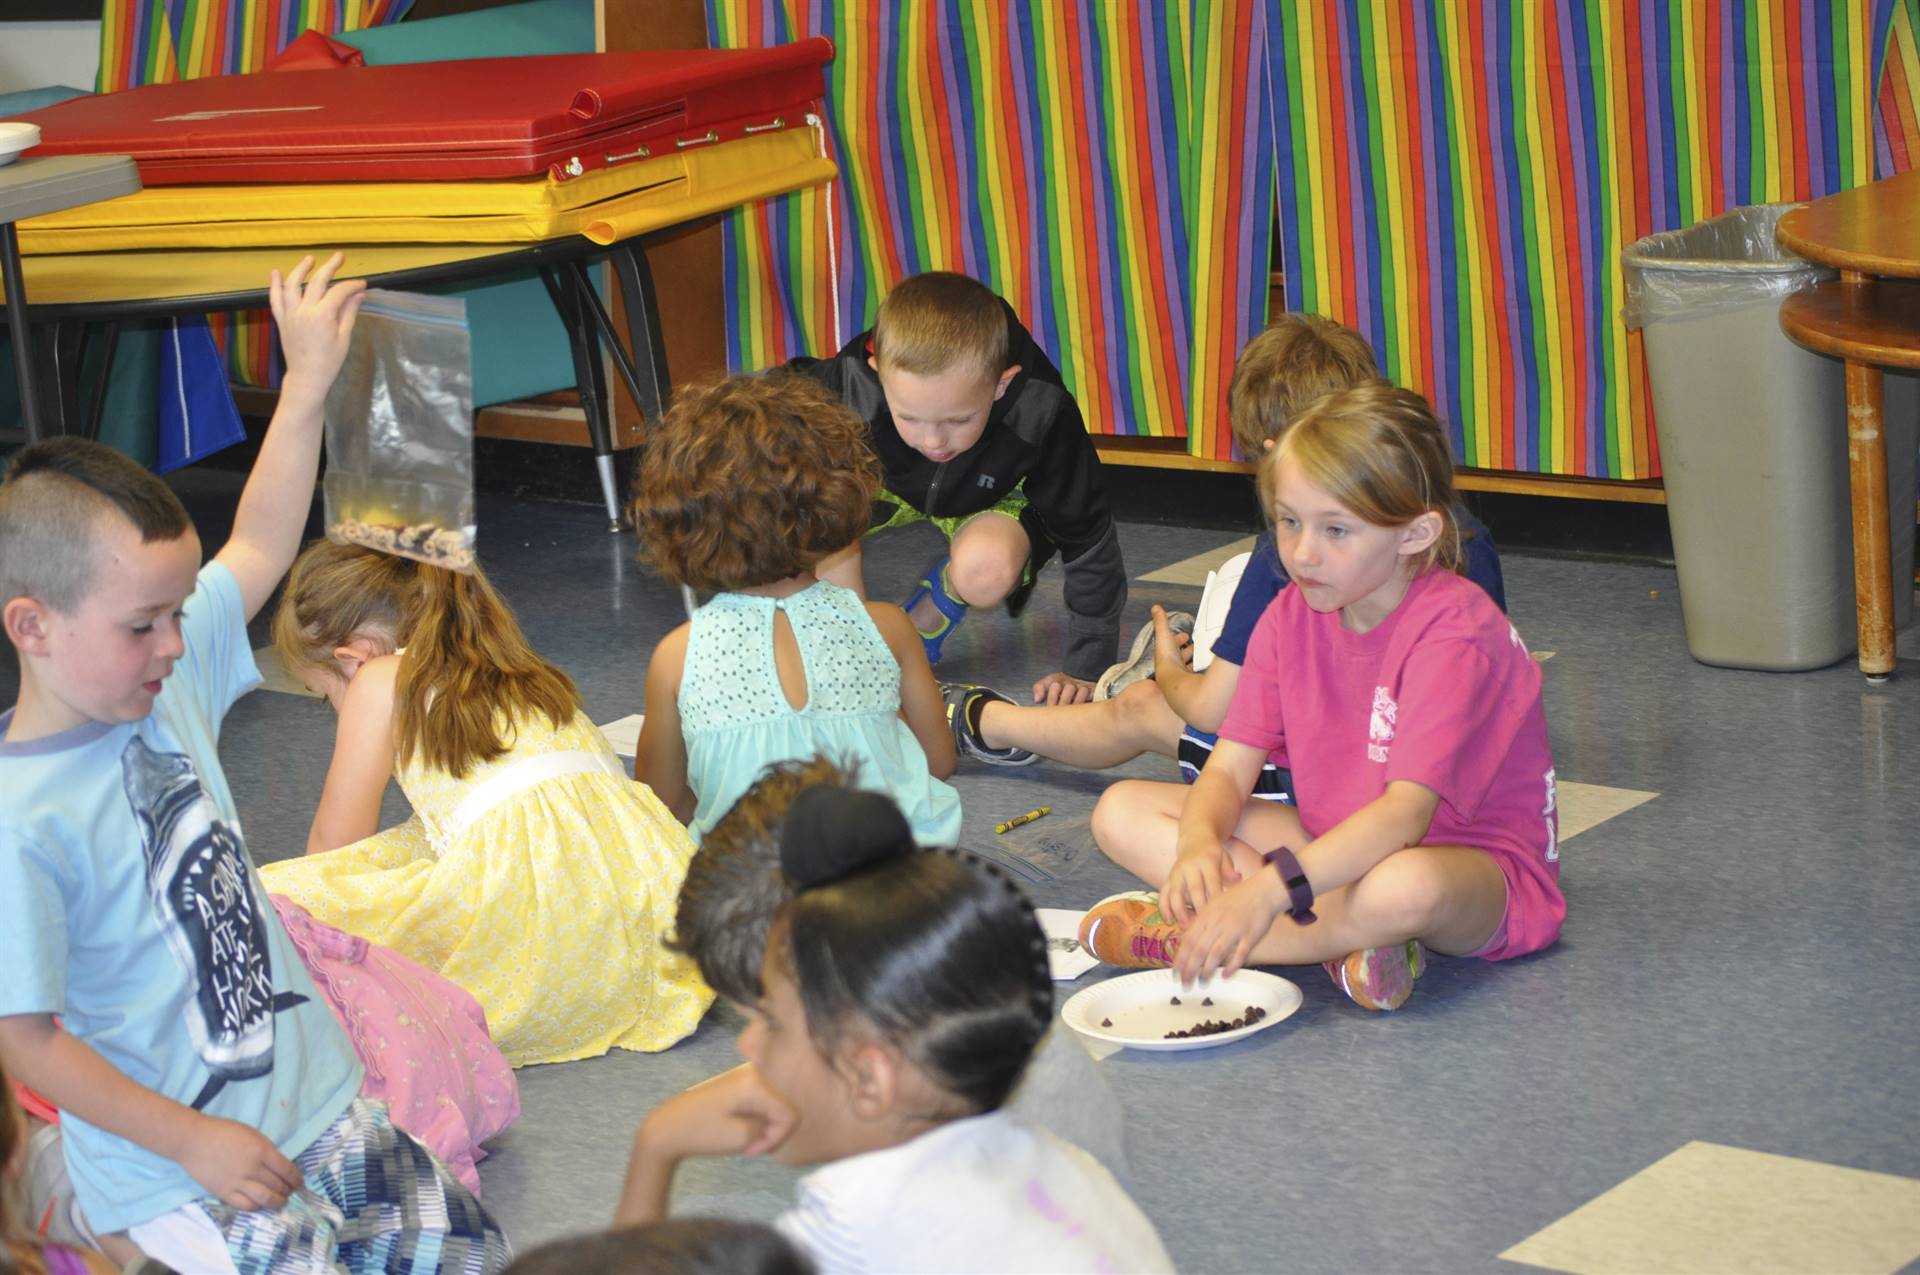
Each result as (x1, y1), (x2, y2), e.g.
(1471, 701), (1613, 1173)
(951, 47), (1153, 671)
(1100, 1017), (1113, 1028)
(1160, 1003), (1271, 1039)
(1169, 996), (1181, 1005)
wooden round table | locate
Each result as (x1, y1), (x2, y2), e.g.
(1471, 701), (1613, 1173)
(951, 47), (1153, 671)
(1778, 169), (1920, 680)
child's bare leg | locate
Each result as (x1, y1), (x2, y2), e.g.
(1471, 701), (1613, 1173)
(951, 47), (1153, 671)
(1209, 802), (1507, 962)
(816, 540), (866, 598)
(1090, 780), (1191, 881)
(1094, 792), (1506, 962)
(1238, 842), (1508, 962)
(909, 511), (1028, 630)
(980, 679), (1185, 768)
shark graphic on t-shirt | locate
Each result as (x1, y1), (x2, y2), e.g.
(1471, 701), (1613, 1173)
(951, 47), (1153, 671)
(121, 737), (306, 1109)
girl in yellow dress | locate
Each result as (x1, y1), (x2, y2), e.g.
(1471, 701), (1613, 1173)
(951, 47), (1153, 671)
(260, 540), (712, 1067)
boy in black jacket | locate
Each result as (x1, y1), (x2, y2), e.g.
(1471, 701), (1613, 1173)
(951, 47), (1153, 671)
(791, 272), (1126, 703)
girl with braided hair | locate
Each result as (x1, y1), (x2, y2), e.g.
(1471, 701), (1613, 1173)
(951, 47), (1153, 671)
(616, 782), (1172, 1274)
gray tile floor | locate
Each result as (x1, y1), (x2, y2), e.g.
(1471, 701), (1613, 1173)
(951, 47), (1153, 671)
(10, 482), (1920, 1273)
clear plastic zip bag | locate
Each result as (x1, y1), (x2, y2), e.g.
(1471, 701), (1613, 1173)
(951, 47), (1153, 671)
(323, 290), (477, 571)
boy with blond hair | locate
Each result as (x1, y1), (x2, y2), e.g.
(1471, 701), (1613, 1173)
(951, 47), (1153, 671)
(792, 271), (1126, 702)
(946, 313), (1507, 779)
(0, 255), (510, 1274)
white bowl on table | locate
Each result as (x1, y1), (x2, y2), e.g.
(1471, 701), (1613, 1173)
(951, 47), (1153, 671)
(0, 122), (43, 166)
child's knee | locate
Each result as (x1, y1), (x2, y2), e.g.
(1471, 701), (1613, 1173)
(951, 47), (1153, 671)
(946, 543), (1023, 607)
(1112, 678), (1172, 738)
(1350, 852), (1453, 935)
(1091, 782), (1167, 861)
(1089, 784), (1137, 854)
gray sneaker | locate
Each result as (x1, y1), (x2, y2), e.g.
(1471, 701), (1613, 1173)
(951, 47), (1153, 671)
(942, 683), (1038, 767)
(1094, 612), (1195, 701)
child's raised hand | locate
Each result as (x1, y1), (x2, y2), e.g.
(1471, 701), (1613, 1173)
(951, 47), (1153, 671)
(177, 1112), (305, 1211)
(1173, 874), (1284, 985)
(269, 252), (367, 398)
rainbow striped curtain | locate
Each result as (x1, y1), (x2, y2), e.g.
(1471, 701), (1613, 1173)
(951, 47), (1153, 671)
(1272, 1), (1913, 480)
(1881, 0), (1920, 170)
(96, 0), (414, 385)
(706, 1), (1277, 449)
(718, 2), (1920, 480)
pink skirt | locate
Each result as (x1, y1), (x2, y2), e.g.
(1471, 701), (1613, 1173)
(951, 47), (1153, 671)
(270, 896), (520, 1195)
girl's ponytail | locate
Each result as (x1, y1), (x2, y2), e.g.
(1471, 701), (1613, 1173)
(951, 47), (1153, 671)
(776, 785), (1053, 1116)
(275, 539), (582, 779)
(394, 563), (583, 777)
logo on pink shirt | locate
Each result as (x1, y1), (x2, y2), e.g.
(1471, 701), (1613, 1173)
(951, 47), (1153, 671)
(1367, 686), (1397, 763)
(1542, 767), (1560, 862)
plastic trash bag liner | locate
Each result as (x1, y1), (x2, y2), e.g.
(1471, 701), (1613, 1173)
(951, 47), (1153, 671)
(323, 290), (477, 571)
(1620, 202), (1831, 329)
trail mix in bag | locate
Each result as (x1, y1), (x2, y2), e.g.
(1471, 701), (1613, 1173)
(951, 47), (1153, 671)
(322, 289), (477, 571)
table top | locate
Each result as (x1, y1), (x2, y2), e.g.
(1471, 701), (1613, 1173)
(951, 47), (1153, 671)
(1779, 277), (1920, 369)
(1777, 167), (1920, 278)
(2, 235), (617, 317)
(0, 153), (140, 224)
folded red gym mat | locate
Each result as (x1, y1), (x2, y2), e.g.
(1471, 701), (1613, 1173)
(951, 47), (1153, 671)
(15, 40), (832, 185)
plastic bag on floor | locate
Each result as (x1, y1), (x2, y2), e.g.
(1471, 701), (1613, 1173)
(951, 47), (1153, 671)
(982, 809), (1101, 883)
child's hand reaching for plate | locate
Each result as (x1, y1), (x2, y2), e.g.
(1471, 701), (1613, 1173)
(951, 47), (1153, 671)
(1172, 871), (1285, 985)
(1161, 839), (1239, 927)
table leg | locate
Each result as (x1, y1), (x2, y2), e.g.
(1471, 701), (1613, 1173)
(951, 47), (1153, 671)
(540, 266), (622, 531)
(47, 318), (86, 436)
(83, 321), (120, 442)
(606, 240), (670, 422)
(1, 222), (45, 442)
(1843, 357), (1896, 680)
(565, 257), (648, 418)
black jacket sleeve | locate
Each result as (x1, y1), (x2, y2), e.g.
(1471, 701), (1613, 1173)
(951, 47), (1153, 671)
(1008, 380), (1128, 679)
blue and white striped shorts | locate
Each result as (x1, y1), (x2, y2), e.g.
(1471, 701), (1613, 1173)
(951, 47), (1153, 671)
(203, 1099), (511, 1275)
(1177, 726), (1294, 802)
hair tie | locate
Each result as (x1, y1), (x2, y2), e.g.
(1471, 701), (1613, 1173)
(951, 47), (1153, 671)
(779, 784), (914, 887)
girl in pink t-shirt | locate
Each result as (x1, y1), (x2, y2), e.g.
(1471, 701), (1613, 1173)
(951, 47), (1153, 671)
(1083, 385), (1563, 1010)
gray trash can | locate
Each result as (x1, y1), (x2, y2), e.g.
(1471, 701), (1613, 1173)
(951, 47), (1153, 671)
(1623, 203), (1917, 671)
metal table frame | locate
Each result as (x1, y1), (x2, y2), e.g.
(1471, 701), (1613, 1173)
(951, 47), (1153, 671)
(2, 229), (675, 530)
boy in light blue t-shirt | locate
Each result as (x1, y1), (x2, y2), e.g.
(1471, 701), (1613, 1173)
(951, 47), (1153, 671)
(0, 256), (509, 1275)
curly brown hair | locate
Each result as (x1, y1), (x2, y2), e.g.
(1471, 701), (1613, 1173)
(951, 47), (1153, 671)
(630, 373), (880, 591)
(1228, 313), (1382, 461)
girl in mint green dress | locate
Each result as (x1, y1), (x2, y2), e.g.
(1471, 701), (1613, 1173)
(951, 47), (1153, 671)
(630, 372), (962, 844)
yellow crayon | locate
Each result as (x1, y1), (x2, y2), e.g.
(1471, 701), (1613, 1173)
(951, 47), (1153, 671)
(995, 806), (1051, 835)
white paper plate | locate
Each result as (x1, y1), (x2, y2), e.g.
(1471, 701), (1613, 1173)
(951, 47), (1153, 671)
(0, 123), (42, 167)
(1035, 908), (1099, 982)
(1061, 968), (1301, 1052)
(595, 713), (645, 758)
